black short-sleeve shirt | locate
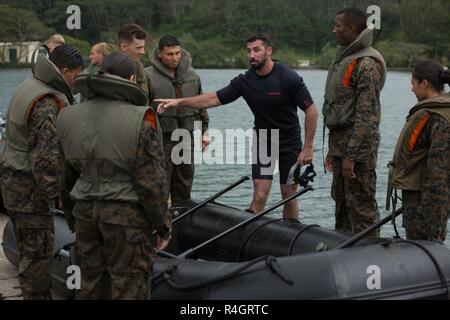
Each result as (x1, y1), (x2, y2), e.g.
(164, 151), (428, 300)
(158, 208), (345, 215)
(216, 62), (314, 145)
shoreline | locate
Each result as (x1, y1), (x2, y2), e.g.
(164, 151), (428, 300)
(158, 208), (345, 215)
(0, 65), (414, 72)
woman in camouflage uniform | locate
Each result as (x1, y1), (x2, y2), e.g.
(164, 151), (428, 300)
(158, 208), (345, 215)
(389, 60), (450, 242)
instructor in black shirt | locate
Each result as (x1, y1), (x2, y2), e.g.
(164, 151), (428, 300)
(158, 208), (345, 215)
(156, 34), (318, 221)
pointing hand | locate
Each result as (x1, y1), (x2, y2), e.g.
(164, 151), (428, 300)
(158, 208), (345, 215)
(154, 99), (180, 114)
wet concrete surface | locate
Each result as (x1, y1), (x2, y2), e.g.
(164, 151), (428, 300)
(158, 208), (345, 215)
(0, 213), (22, 300)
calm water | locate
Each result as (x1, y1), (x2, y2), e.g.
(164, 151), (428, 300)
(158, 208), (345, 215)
(1, 68), (449, 246)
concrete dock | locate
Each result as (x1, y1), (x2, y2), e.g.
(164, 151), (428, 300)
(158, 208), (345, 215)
(0, 213), (22, 300)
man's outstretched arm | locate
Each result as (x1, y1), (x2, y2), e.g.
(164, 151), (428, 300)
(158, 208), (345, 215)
(155, 92), (222, 113)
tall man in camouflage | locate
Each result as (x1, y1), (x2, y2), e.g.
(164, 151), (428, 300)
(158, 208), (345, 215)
(118, 24), (151, 103)
(58, 53), (171, 300)
(324, 8), (386, 236)
(146, 35), (210, 204)
(388, 61), (450, 242)
(0, 45), (83, 299)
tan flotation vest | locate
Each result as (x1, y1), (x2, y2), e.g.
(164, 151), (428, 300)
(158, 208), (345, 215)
(323, 26), (387, 129)
(31, 45), (50, 75)
(0, 55), (72, 172)
(57, 72), (151, 202)
(386, 94), (450, 210)
(146, 48), (201, 133)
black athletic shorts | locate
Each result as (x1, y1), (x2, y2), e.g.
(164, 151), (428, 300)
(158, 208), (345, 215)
(251, 129), (302, 184)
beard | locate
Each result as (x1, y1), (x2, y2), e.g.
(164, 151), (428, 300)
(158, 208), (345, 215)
(250, 57), (266, 70)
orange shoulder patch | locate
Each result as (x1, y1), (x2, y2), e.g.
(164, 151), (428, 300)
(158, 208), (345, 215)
(408, 114), (431, 152)
(144, 108), (157, 130)
(26, 93), (65, 123)
(342, 59), (358, 88)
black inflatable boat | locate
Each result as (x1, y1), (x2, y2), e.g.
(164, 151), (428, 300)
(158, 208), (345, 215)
(2, 198), (450, 300)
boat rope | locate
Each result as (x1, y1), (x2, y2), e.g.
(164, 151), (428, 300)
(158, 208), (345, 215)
(287, 224), (321, 256)
(386, 240), (450, 299)
(152, 255), (294, 291)
(392, 220), (402, 239)
(151, 265), (179, 288)
(265, 256), (294, 285)
(388, 196), (448, 298)
(391, 190), (403, 239)
(236, 219), (283, 261)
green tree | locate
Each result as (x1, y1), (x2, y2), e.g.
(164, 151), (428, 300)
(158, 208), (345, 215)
(0, 4), (53, 42)
(1, 0), (449, 68)
(0, 4), (53, 65)
(400, 0), (450, 61)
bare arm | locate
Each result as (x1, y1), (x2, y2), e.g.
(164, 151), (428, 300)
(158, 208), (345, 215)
(298, 104), (319, 165)
(155, 92), (222, 114)
(303, 104), (318, 150)
(197, 82), (210, 134)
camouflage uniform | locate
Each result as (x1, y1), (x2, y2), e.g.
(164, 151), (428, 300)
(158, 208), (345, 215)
(61, 119), (170, 300)
(162, 110), (209, 204)
(146, 48), (209, 205)
(163, 132), (194, 204)
(329, 58), (382, 236)
(162, 113), (209, 203)
(1, 97), (62, 300)
(402, 114), (450, 242)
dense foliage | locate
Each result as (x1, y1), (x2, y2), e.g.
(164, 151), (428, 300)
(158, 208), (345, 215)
(1, 0), (449, 68)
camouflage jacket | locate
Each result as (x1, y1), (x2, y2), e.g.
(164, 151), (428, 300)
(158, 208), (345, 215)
(328, 58), (382, 169)
(413, 114), (450, 215)
(1, 96), (61, 214)
(61, 119), (171, 238)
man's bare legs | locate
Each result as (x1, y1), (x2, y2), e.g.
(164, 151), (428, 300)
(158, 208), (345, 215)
(280, 184), (299, 220)
(249, 179), (272, 213)
(248, 180), (299, 220)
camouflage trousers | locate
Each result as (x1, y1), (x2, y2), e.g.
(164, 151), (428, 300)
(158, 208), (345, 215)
(163, 133), (195, 205)
(402, 190), (450, 242)
(332, 157), (380, 237)
(74, 216), (154, 300)
(8, 211), (54, 300)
